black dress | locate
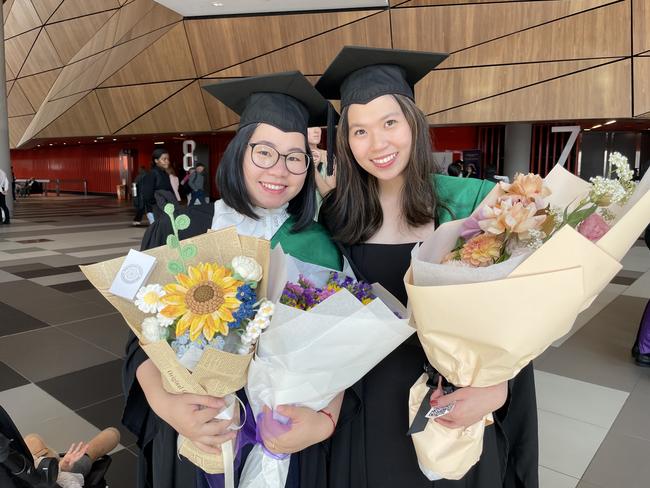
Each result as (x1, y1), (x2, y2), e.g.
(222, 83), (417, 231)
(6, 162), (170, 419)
(298, 243), (536, 488)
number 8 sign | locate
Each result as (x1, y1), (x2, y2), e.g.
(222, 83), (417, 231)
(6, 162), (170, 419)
(183, 140), (196, 171)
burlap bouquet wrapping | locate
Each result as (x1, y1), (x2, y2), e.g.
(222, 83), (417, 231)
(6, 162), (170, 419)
(405, 165), (650, 480)
(80, 227), (270, 473)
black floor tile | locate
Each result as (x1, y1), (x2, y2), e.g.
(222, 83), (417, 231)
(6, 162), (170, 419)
(0, 302), (51, 337)
(611, 276), (639, 286)
(0, 361), (29, 392)
(59, 313), (129, 358)
(11, 264), (82, 278)
(0, 263), (53, 275)
(77, 395), (137, 447)
(36, 359), (123, 410)
(105, 448), (138, 488)
(50, 280), (96, 293)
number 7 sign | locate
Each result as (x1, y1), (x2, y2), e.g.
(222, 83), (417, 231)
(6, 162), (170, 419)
(551, 126), (580, 167)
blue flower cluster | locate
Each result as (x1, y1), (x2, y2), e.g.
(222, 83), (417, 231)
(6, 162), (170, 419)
(171, 331), (226, 358)
(229, 284), (257, 329)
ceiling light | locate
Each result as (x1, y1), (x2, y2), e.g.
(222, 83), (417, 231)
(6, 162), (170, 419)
(591, 124), (602, 129)
(604, 120), (616, 125)
(584, 128), (590, 131)
(212, 2), (224, 6)
(112, 138), (117, 141)
(96, 136), (104, 140)
(36, 144), (40, 147)
(49, 143), (53, 146)
(154, 141), (165, 145)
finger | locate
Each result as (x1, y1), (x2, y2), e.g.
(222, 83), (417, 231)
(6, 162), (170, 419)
(197, 431), (236, 449)
(194, 407), (222, 424)
(199, 419), (235, 437)
(275, 405), (301, 421)
(435, 417), (461, 429)
(185, 394), (225, 411)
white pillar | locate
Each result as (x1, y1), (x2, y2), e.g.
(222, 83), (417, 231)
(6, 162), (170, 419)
(503, 123), (532, 178)
(0, 10), (12, 214)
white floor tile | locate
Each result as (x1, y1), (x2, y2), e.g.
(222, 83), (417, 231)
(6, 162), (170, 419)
(553, 283), (628, 346)
(623, 270), (650, 299)
(0, 250), (60, 261)
(538, 466), (579, 488)
(67, 246), (136, 258)
(30, 271), (88, 286)
(535, 370), (628, 428)
(0, 269), (22, 283)
(0, 384), (72, 427)
(538, 409), (609, 479)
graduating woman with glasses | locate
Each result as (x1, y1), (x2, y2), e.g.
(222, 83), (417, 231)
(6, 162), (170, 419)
(123, 72), (344, 488)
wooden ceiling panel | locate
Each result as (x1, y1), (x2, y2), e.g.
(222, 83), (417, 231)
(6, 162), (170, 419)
(18, 90), (88, 144)
(6, 62), (16, 81)
(633, 57), (650, 116)
(5, 29), (38, 76)
(96, 80), (190, 132)
(633, 0), (650, 54)
(114, 3), (181, 44)
(49, 0), (120, 23)
(45, 10), (113, 63)
(9, 114), (34, 148)
(117, 81), (211, 135)
(17, 68), (61, 110)
(185, 9), (379, 76)
(20, 29), (63, 76)
(417, 59), (618, 115)
(392, 0), (621, 59)
(48, 51), (107, 99)
(100, 22), (194, 87)
(112, 0), (156, 43)
(427, 60), (631, 124)
(211, 12), (390, 78)
(397, 0), (549, 5)
(7, 83), (35, 116)
(68, 9), (120, 63)
(4, 0), (41, 38)
(36, 91), (110, 138)
(440, 2), (629, 68)
(3, 0), (16, 24)
(30, 0), (63, 23)
(199, 79), (242, 130)
(6, 81), (15, 94)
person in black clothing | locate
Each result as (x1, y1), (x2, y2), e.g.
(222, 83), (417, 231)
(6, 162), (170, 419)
(141, 149), (174, 222)
(306, 46), (538, 488)
(132, 166), (148, 226)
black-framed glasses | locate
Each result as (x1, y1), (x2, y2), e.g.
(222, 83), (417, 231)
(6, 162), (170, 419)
(248, 143), (311, 175)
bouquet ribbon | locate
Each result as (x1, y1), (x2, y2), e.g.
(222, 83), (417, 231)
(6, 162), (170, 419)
(255, 410), (292, 460)
(407, 364), (458, 435)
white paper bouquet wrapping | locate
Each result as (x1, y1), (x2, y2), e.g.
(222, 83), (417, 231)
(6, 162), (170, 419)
(405, 163), (650, 480)
(238, 248), (415, 488)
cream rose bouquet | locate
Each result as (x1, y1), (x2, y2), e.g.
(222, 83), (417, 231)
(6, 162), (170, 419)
(406, 155), (650, 481)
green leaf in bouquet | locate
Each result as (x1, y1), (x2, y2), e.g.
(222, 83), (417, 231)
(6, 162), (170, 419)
(175, 214), (191, 230)
(166, 234), (180, 249)
(167, 260), (185, 275)
(566, 205), (597, 228)
(180, 244), (197, 260)
(164, 203), (176, 217)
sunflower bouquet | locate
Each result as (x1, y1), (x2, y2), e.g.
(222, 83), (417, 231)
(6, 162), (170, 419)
(405, 157), (650, 481)
(80, 205), (271, 475)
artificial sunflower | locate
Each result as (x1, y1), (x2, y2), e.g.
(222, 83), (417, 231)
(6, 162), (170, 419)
(160, 262), (242, 341)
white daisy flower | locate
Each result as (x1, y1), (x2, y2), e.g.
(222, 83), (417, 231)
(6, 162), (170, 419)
(142, 317), (165, 342)
(134, 284), (166, 314)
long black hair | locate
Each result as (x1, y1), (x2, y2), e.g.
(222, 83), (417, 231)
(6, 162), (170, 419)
(151, 148), (168, 169)
(216, 123), (317, 232)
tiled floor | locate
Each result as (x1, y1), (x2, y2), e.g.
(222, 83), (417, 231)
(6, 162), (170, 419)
(0, 194), (649, 488)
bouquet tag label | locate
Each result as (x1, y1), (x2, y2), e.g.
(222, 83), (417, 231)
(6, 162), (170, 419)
(109, 249), (157, 300)
(425, 402), (455, 420)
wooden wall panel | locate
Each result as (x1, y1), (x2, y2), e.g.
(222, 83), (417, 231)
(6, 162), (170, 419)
(45, 10), (113, 63)
(9, 114), (34, 148)
(117, 81), (211, 135)
(391, 0), (618, 59)
(7, 83), (35, 116)
(18, 90), (88, 144)
(398, 0), (559, 6)
(68, 9), (120, 63)
(428, 60), (631, 124)
(4, 0), (41, 38)
(100, 22), (193, 87)
(29, 0), (63, 23)
(633, 56), (650, 116)
(6, 62), (16, 81)
(114, 3), (180, 44)
(20, 29), (63, 76)
(17, 68), (61, 110)
(212, 12), (390, 77)
(417, 59), (614, 115)
(48, 0), (120, 23)
(96, 80), (190, 132)
(185, 10), (378, 77)
(5, 29), (38, 76)
(633, 0), (650, 55)
(112, 0), (156, 44)
(48, 51), (107, 99)
(4, 0), (16, 22)
(36, 91), (109, 138)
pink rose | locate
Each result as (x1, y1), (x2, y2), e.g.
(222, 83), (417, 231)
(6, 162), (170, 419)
(578, 213), (610, 241)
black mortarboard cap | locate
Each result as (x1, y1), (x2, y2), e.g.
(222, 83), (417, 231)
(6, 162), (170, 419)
(316, 46), (448, 174)
(202, 71), (333, 134)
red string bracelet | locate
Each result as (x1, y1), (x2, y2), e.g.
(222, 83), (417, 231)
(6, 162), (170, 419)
(319, 409), (336, 436)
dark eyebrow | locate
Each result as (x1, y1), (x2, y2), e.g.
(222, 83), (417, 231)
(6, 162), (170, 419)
(251, 141), (305, 153)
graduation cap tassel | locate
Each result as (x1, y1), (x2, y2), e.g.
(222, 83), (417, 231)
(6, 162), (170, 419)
(326, 103), (337, 176)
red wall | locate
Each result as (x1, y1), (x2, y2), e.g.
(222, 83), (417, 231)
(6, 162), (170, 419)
(10, 126), (480, 196)
(11, 133), (236, 196)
